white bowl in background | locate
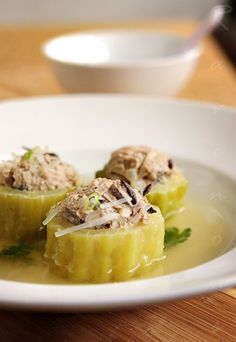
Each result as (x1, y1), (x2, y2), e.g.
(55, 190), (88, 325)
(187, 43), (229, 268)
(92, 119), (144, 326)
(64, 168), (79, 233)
(42, 31), (202, 96)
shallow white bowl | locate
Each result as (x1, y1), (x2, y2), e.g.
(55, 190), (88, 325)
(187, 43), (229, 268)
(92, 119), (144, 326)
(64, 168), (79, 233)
(42, 31), (202, 95)
(0, 95), (235, 312)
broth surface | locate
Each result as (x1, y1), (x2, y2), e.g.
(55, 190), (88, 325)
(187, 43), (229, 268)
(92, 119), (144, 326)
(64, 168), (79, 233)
(0, 194), (233, 284)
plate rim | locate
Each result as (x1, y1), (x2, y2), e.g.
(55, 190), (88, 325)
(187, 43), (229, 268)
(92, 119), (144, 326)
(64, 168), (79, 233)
(0, 93), (236, 112)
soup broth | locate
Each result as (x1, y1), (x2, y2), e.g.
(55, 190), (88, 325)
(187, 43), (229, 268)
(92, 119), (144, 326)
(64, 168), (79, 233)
(0, 194), (233, 284)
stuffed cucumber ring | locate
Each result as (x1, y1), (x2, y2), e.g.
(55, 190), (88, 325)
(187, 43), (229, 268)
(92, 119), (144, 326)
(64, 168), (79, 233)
(45, 178), (165, 283)
(0, 147), (79, 242)
(96, 145), (188, 216)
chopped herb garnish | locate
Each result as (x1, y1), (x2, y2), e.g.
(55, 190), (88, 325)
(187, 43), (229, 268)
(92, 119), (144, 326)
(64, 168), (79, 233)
(22, 149), (33, 160)
(0, 244), (31, 258)
(164, 227), (191, 248)
(83, 192), (100, 211)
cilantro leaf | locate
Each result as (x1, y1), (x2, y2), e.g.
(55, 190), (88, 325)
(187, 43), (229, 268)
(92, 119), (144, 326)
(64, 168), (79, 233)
(164, 227), (191, 249)
(0, 244), (31, 258)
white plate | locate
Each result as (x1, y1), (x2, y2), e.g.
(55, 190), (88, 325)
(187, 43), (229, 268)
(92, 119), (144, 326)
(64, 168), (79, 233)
(0, 94), (235, 312)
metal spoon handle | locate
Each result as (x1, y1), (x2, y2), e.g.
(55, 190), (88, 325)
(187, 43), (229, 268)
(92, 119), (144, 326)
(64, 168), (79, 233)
(181, 5), (225, 52)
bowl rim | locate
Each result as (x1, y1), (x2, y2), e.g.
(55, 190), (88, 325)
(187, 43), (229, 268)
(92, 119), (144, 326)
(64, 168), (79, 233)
(42, 30), (202, 69)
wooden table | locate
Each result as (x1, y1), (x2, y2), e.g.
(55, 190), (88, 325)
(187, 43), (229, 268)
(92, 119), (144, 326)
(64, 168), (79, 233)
(0, 21), (236, 342)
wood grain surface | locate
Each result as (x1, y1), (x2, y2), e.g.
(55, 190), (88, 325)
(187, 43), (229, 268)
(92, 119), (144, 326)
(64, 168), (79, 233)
(0, 21), (236, 104)
(0, 21), (236, 341)
(0, 292), (236, 342)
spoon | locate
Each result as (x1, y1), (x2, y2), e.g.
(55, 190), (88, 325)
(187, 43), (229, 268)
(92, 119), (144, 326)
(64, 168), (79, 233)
(181, 5), (225, 52)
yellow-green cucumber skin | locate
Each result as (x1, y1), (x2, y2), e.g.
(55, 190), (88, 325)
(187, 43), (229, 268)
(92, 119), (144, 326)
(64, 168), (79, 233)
(0, 186), (71, 242)
(146, 171), (188, 216)
(45, 210), (164, 283)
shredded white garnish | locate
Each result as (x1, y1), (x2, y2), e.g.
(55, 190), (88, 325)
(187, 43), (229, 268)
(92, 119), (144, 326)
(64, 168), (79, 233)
(100, 198), (127, 209)
(85, 209), (101, 222)
(43, 205), (62, 226)
(117, 189), (134, 206)
(144, 204), (152, 212)
(55, 213), (121, 238)
(135, 179), (146, 192)
(164, 206), (185, 220)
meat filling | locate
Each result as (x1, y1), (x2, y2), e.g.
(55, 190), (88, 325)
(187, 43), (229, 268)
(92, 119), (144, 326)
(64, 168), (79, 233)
(49, 178), (156, 230)
(0, 147), (79, 191)
(102, 146), (174, 189)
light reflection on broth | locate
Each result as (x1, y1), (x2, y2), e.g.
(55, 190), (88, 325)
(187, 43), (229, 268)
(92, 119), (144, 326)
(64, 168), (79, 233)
(148, 195), (233, 278)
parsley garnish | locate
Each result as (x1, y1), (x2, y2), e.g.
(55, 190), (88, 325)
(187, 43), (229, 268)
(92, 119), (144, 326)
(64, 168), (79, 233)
(164, 227), (191, 248)
(0, 244), (31, 258)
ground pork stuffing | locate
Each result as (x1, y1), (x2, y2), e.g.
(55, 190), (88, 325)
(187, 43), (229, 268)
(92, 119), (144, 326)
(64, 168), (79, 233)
(0, 147), (79, 191)
(102, 146), (174, 189)
(49, 178), (156, 230)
